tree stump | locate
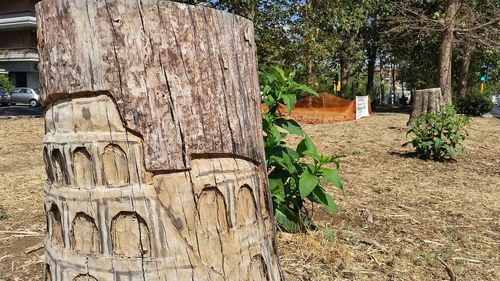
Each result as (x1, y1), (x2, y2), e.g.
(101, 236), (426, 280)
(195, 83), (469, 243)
(407, 88), (443, 125)
(36, 0), (282, 280)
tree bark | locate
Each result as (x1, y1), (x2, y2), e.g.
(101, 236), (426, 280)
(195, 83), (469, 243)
(458, 39), (475, 97)
(340, 54), (349, 97)
(391, 63), (396, 104)
(379, 52), (385, 104)
(439, 0), (461, 105)
(366, 16), (379, 98)
(366, 45), (377, 97)
(37, 0), (281, 280)
(408, 88), (442, 125)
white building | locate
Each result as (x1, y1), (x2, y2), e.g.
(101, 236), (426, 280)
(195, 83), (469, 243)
(0, 0), (40, 89)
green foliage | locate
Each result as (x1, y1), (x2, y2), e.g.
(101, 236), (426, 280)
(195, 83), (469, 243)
(403, 107), (470, 161)
(261, 66), (343, 232)
(0, 205), (7, 220)
(0, 74), (13, 92)
(455, 90), (494, 116)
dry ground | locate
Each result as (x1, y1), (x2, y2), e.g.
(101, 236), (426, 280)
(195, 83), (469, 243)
(0, 113), (498, 280)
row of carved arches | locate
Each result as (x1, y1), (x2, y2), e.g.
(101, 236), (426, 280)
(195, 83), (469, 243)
(48, 203), (151, 258)
(43, 144), (131, 188)
(198, 184), (260, 235)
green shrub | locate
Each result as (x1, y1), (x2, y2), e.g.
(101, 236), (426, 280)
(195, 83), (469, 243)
(455, 90), (494, 116)
(261, 66), (343, 232)
(403, 106), (470, 161)
(0, 74), (13, 92)
(0, 205), (7, 220)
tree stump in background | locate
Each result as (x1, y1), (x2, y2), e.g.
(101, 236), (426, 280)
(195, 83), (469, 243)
(407, 88), (443, 125)
(36, 0), (282, 280)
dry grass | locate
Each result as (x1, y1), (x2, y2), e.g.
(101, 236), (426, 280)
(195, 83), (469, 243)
(0, 113), (498, 280)
(280, 114), (500, 280)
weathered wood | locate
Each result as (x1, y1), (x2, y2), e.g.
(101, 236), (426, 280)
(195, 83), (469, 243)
(407, 88), (442, 125)
(37, 0), (281, 280)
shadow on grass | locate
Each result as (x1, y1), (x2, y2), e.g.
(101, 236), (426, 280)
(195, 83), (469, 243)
(389, 151), (458, 163)
(388, 151), (418, 159)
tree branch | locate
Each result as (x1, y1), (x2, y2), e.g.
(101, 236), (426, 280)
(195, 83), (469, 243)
(454, 15), (500, 32)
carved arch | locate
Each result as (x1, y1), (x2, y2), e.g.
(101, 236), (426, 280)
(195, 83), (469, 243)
(236, 184), (258, 227)
(73, 274), (98, 281)
(111, 211), (151, 257)
(45, 264), (52, 281)
(102, 144), (129, 187)
(48, 203), (64, 247)
(198, 186), (230, 233)
(73, 147), (95, 188)
(250, 254), (268, 281)
(43, 147), (54, 184)
(70, 212), (100, 254)
(52, 148), (69, 185)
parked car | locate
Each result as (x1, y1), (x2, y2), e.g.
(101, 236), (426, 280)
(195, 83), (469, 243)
(0, 87), (10, 106)
(9, 87), (41, 107)
(492, 93), (500, 107)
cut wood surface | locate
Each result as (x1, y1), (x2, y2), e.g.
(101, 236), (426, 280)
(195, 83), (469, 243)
(37, 0), (264, 172)
(407, 88), (442, 125)
(36, 0), (281, 280)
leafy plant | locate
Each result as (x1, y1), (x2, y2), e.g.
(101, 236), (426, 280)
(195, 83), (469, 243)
(261, 66), (343, 232)
(455, 89), (494, 116)
(403, 106), (470, 161)
(0, 74), (13, 92)
(0, 205), (7, 220)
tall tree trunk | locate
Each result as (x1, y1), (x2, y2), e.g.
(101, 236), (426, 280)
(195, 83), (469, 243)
(304, 0), (314, 105)
(391, 63), (396, 104)
(37, 1), (282, 280)
(458, 39), (475, 97)
(366, 16), (379, 98)
(340, 54), (349, 97)
(379, 52), (384, 104)
(366, 45), (377, 97)
(439, 0), (462, 105)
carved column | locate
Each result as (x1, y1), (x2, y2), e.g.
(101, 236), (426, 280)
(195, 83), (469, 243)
(37, 0), (281, 280)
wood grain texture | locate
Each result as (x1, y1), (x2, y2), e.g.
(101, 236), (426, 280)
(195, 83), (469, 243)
(36, 0), (265, 171)
(37, 1), (282, 280)
(407, 88), (442, 125)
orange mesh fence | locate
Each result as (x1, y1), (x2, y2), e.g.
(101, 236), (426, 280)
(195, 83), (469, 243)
(261, 93), (371, 124)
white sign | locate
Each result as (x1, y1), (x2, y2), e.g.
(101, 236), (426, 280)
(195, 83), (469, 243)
(356, 96), (370, 120)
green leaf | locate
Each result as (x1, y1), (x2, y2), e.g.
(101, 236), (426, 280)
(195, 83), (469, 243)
(276, 118), (305, 136)
(269, 66), (286, 83)
(275, 205), (301, 233)
(321, 167), (343, 191)
(297, 135), (320, 161)
(297, 135), (317, 155)
(299, 171), (319, 199)
(282, 93), (297, 113)
(268, 175), (285, 203)
(310, 187), (338, 215)
(295, 84), (318, 96)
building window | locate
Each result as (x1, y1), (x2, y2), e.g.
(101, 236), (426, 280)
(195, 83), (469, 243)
(8, 72), (27, 87)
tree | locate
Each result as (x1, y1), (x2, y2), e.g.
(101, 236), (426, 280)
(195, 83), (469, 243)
(37, 0), (282, 279)
(0, 74), (13, 92)
(387, 0), (499, 105)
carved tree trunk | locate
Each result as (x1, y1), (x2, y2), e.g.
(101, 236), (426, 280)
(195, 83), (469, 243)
(36, 0), (282, 280)
(407, 88), (442, 125)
